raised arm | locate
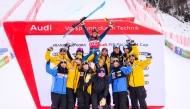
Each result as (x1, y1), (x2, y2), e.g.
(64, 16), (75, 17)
(99, 27), (111, 42)
(141, 53), (152, 68)
(121, 66), (132, 75)
(81, 24), (90, 40)
(46, 60), (57, 77)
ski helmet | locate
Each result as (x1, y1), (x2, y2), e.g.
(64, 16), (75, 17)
(123, 44), (132, 53)
(113, 44), (120, 49)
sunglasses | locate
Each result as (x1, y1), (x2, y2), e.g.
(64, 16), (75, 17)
(60, 60), (67, 63)
(77, 48), (83, 52)
(82, 61), (89, 65)
(113, 58), (119, 62)
(75, 57), (82, 60)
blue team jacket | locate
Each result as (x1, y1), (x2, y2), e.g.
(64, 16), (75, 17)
(109, 66), (132, 92)
(46, 64), (67, 94)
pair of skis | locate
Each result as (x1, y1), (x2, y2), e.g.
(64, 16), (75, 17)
(62, 1), (131, 40)
(63, 1), (105, 38)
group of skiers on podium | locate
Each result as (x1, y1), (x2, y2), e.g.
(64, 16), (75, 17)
(45, 20), (152, 109)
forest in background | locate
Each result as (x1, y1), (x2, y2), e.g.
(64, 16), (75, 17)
(144, 0), (190, 22)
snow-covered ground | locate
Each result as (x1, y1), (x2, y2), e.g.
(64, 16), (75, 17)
(133, 0), (190, 38)
(0, 0), (190, 109)
(0, 0), (18, 20)
(36, 0), (134, 21)
(1, 46), (190, 109)
(157, 12), (190, 37)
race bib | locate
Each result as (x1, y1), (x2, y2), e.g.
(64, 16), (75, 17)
(89, 40), (100, 48)
(112, 72), (116, 79)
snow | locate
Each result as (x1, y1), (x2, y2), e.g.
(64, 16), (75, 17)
(36, 0), (134, 21)
(0, 0), (18, 19)
(133, 0), (190, 39)
(0, 59), (37, 109)
(157, 12), (190, 37)
(6, 0), (35, 21)
(0, 0), (190, 109)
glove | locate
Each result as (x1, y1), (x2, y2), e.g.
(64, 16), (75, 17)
(46, 59), (50, 65)
(126, 39), (131, 44)
(130, 40), (137, 46)
(100, 98), (106, 106)
(80, 17), (86, 21)
(124, 61), (131, 66)
(47, 46), (53, 51)
(109, 21), (114, 25)
(145, 53), (152, 58)
(65, 43), (71, 50)
(72, 23), (77, 28)
(85, 74), (91, 83)
(94, 51), (100, 56)
(109, 21), (114, 27)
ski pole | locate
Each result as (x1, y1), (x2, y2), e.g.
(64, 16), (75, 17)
(104, 17), (131, 40)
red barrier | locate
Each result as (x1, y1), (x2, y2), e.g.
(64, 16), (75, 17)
(25, 0), (44, 21)
(0, 0), (24, 27)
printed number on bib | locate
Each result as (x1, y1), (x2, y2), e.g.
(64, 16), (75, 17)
(89, 40), (100, 48)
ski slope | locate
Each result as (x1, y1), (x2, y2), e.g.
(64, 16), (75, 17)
(0, 0), (190, 109)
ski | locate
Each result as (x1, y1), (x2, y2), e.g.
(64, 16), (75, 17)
(63, 1), (105, 38)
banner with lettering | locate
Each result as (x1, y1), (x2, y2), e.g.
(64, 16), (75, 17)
(3, 19), (165, 109)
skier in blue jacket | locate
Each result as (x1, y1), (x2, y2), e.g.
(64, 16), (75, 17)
(80, 19), (113, 63)
(109, 58), (132, 109)
(46, 59), (68, 109)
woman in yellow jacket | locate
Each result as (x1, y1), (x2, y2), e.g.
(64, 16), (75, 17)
(45, 46), (73, 66)
(73, 60), (95, 109)
(66, 55), (82, 109)
(128, 53), (152, 109)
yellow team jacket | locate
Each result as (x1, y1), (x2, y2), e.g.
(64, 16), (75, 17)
(128, 58), (152, 87)
(73, 69), (94, 95)
(45, 50), (71, 66)
(93, 55), (111, 76)
(66, 60), (80, 89)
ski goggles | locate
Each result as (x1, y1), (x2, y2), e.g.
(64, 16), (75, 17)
(113, 58), (119, 63)
(60, 48), (67, 52)
(113, 44), (119, 48)
(82, 61), (89, 65)
(77, 47), (83, 52)
(129, 54), (135, 57)
(75, 55), (82, 60)
(123, 45), (129, 49)
(60, 60), (67, 63)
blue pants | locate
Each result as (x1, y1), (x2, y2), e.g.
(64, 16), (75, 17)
(82, 48), (100, 63)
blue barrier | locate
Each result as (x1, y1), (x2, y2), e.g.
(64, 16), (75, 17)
(0, 48), (8, 53)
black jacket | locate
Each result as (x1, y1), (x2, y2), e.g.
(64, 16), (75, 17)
(84, 74), (109, 98)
